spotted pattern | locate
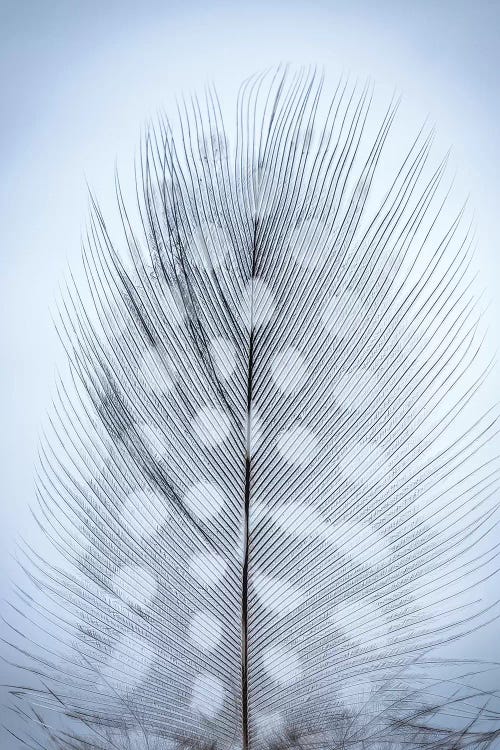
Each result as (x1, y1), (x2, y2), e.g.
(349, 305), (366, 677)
(138, 345), (174, 395)
(189, 552), (228, 587)
(254, 573), (305, 614)
(190, 223), (229, 271)
(271, 347), (308, 395)
(262, 645), (302, 686)
(193, 406), (231, 447)
(184, 480), (225, 523)
(110, 563), (157, 608)
(188, 611), (223, 653)
(210, 336), (237, 380)
(290, 217), (328, 268)
(277, 424), (318, 468)
(100, 633), (154, 696)
(190, 673), (225, 718)
(242, 278), (276, 329)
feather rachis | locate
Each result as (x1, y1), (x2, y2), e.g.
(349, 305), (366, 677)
(4, 69), (500, 750)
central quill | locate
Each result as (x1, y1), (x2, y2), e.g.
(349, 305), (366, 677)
(6, 69), (500, 750)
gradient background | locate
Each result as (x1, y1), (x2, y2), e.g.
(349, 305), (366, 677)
(1, 1), (500, 745)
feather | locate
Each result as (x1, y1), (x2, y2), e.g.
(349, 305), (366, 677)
(4, 68), (500, 750)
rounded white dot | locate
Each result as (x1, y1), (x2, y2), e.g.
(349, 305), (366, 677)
(190, 673), (225, 718)
(254, 573), (305, 614)
(321, 294), (361, 337)
(242, 277), (276, 329)
(189, 552), (227, 587)
(190, 223), (229, 271)
(337, 676), (375, 705)
(188, 611), (223, 653)
(110, 563), (157, 608)
(193, 406), (231, 447)
(210, 337), (237, 380)
(184, 480), (225, 523)
(254, 712), (284, 740)
(290, 217), (328, 268)
(266, 503), (390, 568)
(270, 501), (330, 539)
(332, 597), (388, 644)
(100, 633), (154, 696)
(246, 405), (263, 457)
(331, 520), (390, 567)
(137, 345), (174, 395)
(134, 417), (166, 453)
(277, 425), (318, 468)
(333, 367), (376, 412)
(271, 347), (308, 395)
(262, 645), (302, 686)
(338, 438), (385, 485)
(159, 286), (185, 326)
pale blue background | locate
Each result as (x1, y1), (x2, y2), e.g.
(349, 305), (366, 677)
(1, 1), (500, 745)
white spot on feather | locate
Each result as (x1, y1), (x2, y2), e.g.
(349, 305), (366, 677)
(100, 634), (154, 695)
(254, 712), (285, 740)
(254, 573), (305, 614)
(110, 563), (157, 608)
(188, 611), (223, 653)
(267, 502), (390, 566)
(191, 673), (225, 718)
(137, 345), (173, 395)
(158, 287), (185, 327)
(271, 347), (308, 395)
(321, 294), (362, 338)
(210, 337), (237, 380)
(121, 488), (164, 544)
(277, 425), (318, 468)
(242, 277), (276, 329)
(246, 405), (263, 457)
(270, 502), (330, 539)
(333, 597), (388, 644)
(133, 416), (166, 453)
(337, 676), (376, 705)
(262, 645), (302, 686)
(184, 480), (225, 522)
(338, 437), (386, 485)
(193, 406), (231, 447)
(290, 217), (328, 268)
(191, 223), (229, 271)
(189, 552), (227, 587)
(333, 367), (377, 412)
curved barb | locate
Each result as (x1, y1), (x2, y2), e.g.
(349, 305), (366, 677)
(3, 67), (500, 750)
